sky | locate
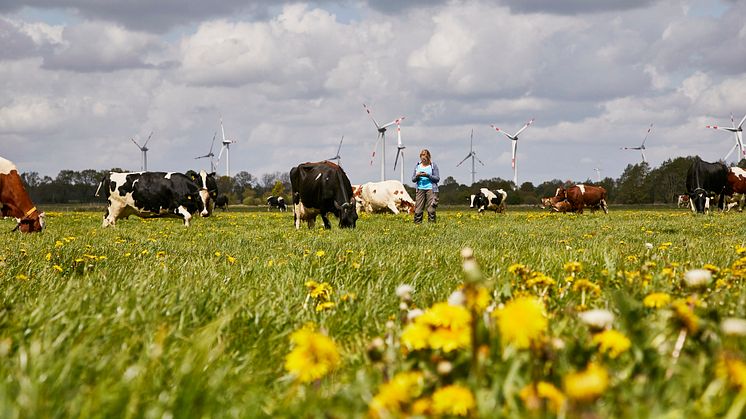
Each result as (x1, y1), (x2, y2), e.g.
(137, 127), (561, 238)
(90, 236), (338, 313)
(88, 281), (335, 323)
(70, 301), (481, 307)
(1, 0), (745, 186)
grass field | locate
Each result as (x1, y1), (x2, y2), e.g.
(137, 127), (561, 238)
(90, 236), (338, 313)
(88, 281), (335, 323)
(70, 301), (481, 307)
(2, 207), (746, 418)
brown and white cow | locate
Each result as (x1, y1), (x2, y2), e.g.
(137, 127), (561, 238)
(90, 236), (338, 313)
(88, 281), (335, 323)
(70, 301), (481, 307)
(564, 184), (608, 214)
(0, 156), (45, 233)
(352, 180), (415, 214)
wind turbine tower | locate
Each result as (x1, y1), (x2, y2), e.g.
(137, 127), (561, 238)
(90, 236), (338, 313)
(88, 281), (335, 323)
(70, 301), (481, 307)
(456, 129), (484, 185)
(363, 104), (405, 182)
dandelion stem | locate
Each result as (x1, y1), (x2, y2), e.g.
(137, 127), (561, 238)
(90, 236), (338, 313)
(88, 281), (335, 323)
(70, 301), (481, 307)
(666, 328), (687, 379)
(725, 389), (746, 419)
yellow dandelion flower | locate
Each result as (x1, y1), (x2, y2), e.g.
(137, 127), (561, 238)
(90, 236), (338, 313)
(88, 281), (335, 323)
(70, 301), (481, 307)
(718, 353), (746, 391)
(508, 263), (530, 278)
(526, 272), (557, 288)
(643, 292), (671, 308)
(564, 363), (609, 402)
(626, 255), (638, 263)
(736, 245), (746, 255)
(592, 329), (631, 358)
(305, 280), (333, 301)
(16, 274), (28, 281)
(315, 250), (326, 257)
(564, 261), (583, 274)
(45, 252), (52, 261)
(494, 297), (547, 349)
(463, 284), (491, 312)
(572, 279), (601, 295)
(284, 325), (340, 383)
(226, 255), (236, 264)
(401, 322), (432, 351)
(401, 302), (471, 352)
(660, 267), (675, 280)
(315, 301), (336, 312)
(140, 249), (149, 256)
(671, 299), (699, 333)
(411, 398), (431, 416)
(431, 385), (475, 417)
(156, 251), (166, 258)
(520, 382), (567, 413)
(214, 251), (221, 257)
(702, 263), (720, 275)
(369, 371), (424, 418)
(52, 265), (63, 273)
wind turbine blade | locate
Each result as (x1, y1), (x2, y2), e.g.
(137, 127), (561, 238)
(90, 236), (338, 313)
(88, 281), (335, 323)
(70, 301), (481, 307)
(396, 121), (402, 147)
(217, 145), (226, 162)
(131, 138), (141, 148)
(511, 140), (517, 169)
(490, 124), (515, 141)
(739, 113), (746, 130)
(641, 123), (653, 147)
(220, 117), (226, 141)
(514, 118), (535, 137)
(143, 131), (153, 147)
(370, 133), (382, 166)
(393, 149), (401, 170)
(474, 155), (485, 166)
(456, 154), (471, 167)
(336, 135), (344, 155)
(381, 116), (405, 130)
(470, 129), (473, 150)
(363, 104), (381, 129)
(641, 150), (647, 163)
(209, 132), (216, 154)
(724, 143), (738, 161)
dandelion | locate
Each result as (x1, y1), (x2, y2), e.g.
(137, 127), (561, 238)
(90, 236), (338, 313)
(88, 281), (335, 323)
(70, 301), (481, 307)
(315, 250), (326, 258)
(156, 251), (166, 258)
(226, 255), (236, 265)
(369, 371), (424, 418)
(722, 318), (746, 337)
(578, 309), (614, 331)
(284, 325), (340, 383)
(658, 242), (672, 251)
(16, 274), (28, 281)
(683, 269), (712, 288)
(494, 297), (547, 349)
(508, 263), (530, 279)
(564, 363), (609, 402)
(45, 252), (51, 261)
(305, 280), (333, 302)
(315, 301), (335, 312)
(401, 302), (471, 352)
(718, 353), (746, 390)
(431, 384), (475, 417)
(671, 299), (699, 333)
(736, 245), (746, 255)
(520, 382), (567, 414)
(572, 279), (601, 294)
(626, 255), (638, 263)
(645, 242), (653, 250)
(643, 292), (671, 309)
(52, 265), (63, 273)
(564, 261), (583, 274)
(592, 329), (631, 358)
(396, 284), (414, 301)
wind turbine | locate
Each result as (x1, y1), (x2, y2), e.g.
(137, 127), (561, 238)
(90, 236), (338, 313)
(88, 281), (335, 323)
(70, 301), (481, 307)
(216, 117), (236, 177)
(621, 123), (653, 163)
(456, 129), (484, 185)
(593, 168), (602, 183)
(363, 104), (405, 182)
(195, 132), (217, 173)
(706, 113), (746, 163)
(326, 135), (345, 166)
(131, 131), (153, 172)
(490, 118), (534, 187)
(392, 120), (406, 184)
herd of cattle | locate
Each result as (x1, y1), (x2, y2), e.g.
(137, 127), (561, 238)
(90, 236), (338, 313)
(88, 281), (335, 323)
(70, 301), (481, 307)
(3, 155), (746, 233)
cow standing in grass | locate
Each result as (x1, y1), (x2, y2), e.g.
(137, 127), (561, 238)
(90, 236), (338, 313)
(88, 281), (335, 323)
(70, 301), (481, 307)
(469, 188), (508, 213)
(0, 156), (45, 232)
(290, 161), (357, 229)
(686, 157), (729, 214)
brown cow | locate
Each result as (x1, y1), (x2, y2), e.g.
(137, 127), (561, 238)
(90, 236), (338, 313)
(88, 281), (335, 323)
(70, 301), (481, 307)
(565, 184), (608, 214)
(0, 156), (45, 232)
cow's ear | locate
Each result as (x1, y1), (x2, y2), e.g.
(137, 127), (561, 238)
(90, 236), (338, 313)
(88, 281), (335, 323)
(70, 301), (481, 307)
(209, 172), (216, 177)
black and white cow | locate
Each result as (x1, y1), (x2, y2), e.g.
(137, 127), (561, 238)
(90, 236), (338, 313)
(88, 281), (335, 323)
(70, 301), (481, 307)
(267, 196), (287, 212)
(96, 170), (218, 227)
(686, 157), (730, 214)
(469, 188), (508, 213)
(289, 161), (357, 229)
(215, 194), (229, 211)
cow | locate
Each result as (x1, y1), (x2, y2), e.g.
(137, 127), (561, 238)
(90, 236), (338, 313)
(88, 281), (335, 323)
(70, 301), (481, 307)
(289, 161), (357, 229)
(353, 180), (415, 214)
(96, 170), (218, 227)
(551, 200), (574, 213)
(0, 156), (45, 233)
(676, 194), (690, 208)
(267, 196), (287, 212)
(469, 188), (508, 213)
(724, 193), (745, 212)
(215, 194), (229, 211)
(686, 157), (730, 214)
(565, 184), (608, 214)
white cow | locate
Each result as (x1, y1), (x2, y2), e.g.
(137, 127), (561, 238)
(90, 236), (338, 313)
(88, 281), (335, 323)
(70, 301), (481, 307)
(353, 180), (415, 214)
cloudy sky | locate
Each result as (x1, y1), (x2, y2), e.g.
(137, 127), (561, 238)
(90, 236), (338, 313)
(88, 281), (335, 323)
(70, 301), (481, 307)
(1, 0), (745, 186)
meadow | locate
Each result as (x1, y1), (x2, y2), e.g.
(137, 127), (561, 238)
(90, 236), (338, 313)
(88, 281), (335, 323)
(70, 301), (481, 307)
(2, 206), (746, 418)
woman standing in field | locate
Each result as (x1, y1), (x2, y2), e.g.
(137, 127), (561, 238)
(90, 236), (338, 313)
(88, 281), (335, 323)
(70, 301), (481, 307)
(412, 149), (440, 224)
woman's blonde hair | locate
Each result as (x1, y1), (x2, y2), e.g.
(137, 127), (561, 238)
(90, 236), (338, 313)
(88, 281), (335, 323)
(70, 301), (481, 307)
(419, 149), (431, 164)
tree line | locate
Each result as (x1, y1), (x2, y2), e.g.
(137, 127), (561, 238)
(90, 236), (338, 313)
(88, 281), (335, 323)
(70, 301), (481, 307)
(20, 156), (745, 206)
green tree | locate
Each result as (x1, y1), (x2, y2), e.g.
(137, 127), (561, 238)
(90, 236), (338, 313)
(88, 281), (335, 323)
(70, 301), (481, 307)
(615, 163), (650, 204)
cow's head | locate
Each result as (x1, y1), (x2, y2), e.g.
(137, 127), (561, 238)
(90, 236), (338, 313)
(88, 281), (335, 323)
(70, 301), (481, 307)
(188, 170), (218, 217)
(470, 192), (486, 209)
(14, 210), (45, 233)
(689, 188), (709, 214)
(335, 199), (358, 228)
(552, 201), (572, 213)
(399, 199), (415, 214)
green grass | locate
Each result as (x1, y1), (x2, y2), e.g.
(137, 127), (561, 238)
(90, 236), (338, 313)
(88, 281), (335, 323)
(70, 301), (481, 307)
(2, 208), (746, 418)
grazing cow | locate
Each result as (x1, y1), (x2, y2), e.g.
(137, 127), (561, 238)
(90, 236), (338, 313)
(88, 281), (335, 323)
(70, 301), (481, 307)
(565, 184), (609, 214)
(551, 200), (574, 213)
(354, 180), (415, 214)
(290, 161), (357, 229)
(0, 156), (45, 233)
(686, 157), (729, 214)
(185, 170), (219, 214)
(726, 167), (746, 213)
(267, 196), (287, 212)
(96, 170), (217, 227)
(724, 193), (745, 212)
(215, 194), (229, 211)
(469, 188), (508, 213)
(676, 194), (690, 208)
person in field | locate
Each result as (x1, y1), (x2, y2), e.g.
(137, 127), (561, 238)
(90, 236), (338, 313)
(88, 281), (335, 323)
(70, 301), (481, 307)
(411, 149), (440, 224)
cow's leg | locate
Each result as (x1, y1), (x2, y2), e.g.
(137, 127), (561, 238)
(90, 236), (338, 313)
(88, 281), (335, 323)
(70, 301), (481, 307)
(102, 200), (122, 227)
(307, 216), (317, 229)
(689, 198), (696, 213)
(320, 213), (332, 229)
(176, 206), (192, 227)
(387, 202), (400, 214)
(293, 205), (301, 229)
(600, 199), (609, 214)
